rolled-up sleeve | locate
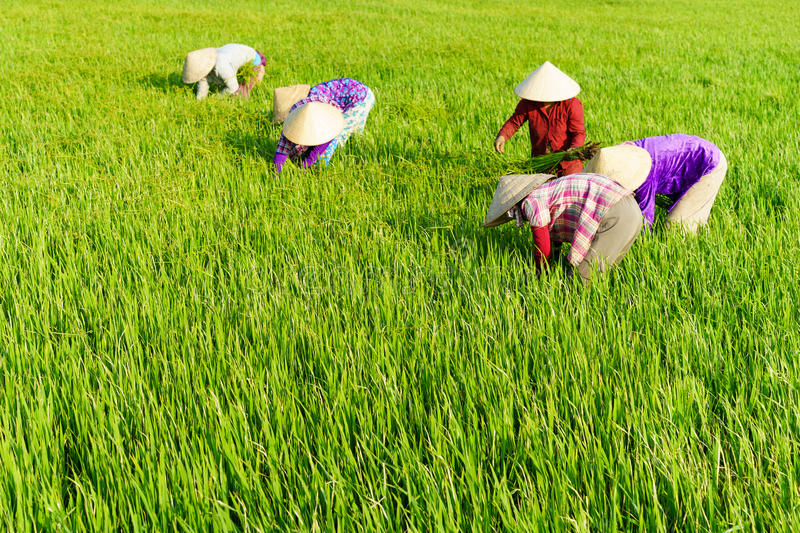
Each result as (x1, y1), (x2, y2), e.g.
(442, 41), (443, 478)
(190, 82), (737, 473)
(523, 197), (550, 228)
(274, 134), (293, 170)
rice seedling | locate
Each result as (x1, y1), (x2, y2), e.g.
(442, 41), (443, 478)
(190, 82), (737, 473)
(517, 141), (601, 173)
(236, 61), (259, 87)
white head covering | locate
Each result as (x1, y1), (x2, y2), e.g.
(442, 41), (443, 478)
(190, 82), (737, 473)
(273, 84), (312, 123)
(484, 174), (554, 228)
(514, 61), (580, 102)
(182, 48), (217, 84)
(282, 102), (345, 146)
(583, 144), (652, 191)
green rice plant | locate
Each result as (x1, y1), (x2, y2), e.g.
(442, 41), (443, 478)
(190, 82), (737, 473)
(236, 61), (259, 87)
(516, 141), (601, 173)
(0, 0), (799, 531)
(438, 142), (600, 179)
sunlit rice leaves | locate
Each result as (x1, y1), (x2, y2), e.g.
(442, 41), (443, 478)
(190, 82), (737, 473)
(0, 0), (799, 531)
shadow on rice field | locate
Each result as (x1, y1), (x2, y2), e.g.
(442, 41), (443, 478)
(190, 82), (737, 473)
(138, 72), (184, 91)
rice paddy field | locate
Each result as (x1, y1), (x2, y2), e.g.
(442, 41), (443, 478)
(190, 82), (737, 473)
(1, 0), (800, 530)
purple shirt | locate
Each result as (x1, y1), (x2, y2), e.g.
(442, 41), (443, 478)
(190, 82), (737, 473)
(632, 134), (722, 225)
(298, 78), (368, 112)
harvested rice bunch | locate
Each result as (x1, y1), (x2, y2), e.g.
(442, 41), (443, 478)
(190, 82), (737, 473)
(236, 62), (259, 86)
(518, 141), (602, 174)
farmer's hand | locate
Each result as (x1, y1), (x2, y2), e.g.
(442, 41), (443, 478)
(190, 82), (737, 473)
(494, 135), (506, 154)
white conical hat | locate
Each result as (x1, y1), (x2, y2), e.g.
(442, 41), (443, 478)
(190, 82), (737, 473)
(484, 174), (554, 228)
(182, 48), (217, 84)
(282, 102), (344, 146)
(272, 84), (311, 124)
(514, 61), (581, 102)
(583, 144), (652, 192)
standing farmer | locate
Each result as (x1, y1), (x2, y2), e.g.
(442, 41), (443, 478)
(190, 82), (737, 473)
(273, 78), (375, 175)
(484, 173), (642, 283)
(182, 44), (266, 100)
(494, 61), (586, 176)
(584, 134), (727, 232)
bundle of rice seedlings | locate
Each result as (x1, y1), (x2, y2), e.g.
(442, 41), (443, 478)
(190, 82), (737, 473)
(236, 62), (259, 86)
(517, 141), (601, 174)
(437, 142), (602, 179)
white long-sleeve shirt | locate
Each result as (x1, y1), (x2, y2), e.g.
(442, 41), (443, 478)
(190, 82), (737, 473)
(196, 43), (257, 100)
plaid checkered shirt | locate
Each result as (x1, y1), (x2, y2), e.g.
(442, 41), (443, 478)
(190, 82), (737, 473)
(520, 173), (632, 266)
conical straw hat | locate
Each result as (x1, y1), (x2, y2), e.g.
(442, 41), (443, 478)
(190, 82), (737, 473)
(272, 84), (311, 123)
(484, 174), (554, 228)
(583, 144), (652, 192)
(282, 102), (344, 146)
(514, 61), (581, 102)
(182, 48), (217, 84)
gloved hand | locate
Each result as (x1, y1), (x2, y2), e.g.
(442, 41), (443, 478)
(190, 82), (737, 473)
(273, 153), (288, 177)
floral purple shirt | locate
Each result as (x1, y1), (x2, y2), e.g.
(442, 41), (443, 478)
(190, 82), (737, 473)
(274, 78), (369, 169)
(630, 134), (722, 225)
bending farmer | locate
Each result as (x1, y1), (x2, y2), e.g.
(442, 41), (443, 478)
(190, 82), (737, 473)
(274, 78), (375, 175)
(584, 134), (727, 232)
(484, 173), (643, 283)
(182, 44), (266, 100)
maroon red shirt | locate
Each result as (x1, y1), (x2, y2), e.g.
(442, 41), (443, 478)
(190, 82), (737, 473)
(498, 97), (586, 176)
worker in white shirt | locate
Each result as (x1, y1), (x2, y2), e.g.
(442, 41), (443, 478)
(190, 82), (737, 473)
(182, 44), (266, 100)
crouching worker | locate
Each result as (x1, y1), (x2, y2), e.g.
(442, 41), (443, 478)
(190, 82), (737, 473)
(584, 134), (727, 232)
(484, 173), (643, 283)
(182, 44), (266, 100)
(273, 78), (375, 175)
